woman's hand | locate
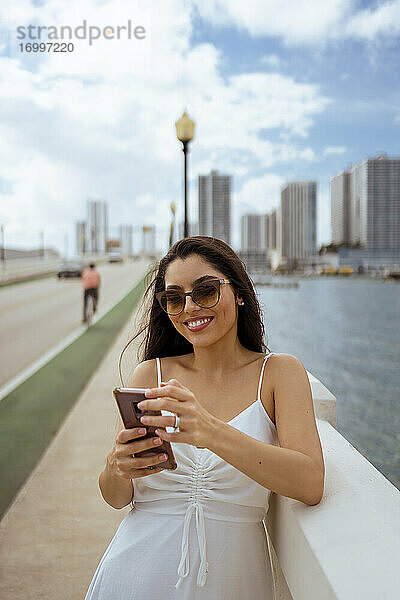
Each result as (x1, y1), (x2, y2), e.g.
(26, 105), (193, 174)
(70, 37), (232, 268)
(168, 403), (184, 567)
(107, 428), (169, 480)
(137, 379), (215, 448)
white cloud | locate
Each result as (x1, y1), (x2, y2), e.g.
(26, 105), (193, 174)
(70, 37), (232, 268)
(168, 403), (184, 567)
(193, 0), (400, 45)
(260, 54), (281, 68)
(0, 0), (331, 256)
(345, 0), (400, 40)
(323, 146), (346, 156)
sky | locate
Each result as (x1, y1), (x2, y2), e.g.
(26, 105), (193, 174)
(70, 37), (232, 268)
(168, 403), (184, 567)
(0, 0), (399, 256)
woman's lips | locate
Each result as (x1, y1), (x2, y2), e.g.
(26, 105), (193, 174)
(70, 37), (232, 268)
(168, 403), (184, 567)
(184, 316), (214, 332)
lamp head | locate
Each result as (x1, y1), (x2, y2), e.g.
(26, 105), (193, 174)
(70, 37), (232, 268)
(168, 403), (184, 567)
(175, 111), (195, 143)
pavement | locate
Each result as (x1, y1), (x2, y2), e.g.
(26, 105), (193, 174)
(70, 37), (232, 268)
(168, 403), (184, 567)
(0, 285), (147, 598)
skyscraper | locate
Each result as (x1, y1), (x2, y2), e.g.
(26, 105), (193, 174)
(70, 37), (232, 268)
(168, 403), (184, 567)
(76, 221), (86, 255)
(263, 210), (278, 251)
(142, 225), (156, 254)
(241, 214), (263, 251)
(198, 170), (231, 244)
(280, 182), (317, 264)
(332, 154), (400, 250)
(331, 171), (351, 245)
(86, 199), (108, 254)
(238, 214), (271, 272)
(120, 225), (133, 256)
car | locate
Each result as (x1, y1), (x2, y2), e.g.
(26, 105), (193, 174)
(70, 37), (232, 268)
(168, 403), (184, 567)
(57, 259), (85, 278)
(108, 249), (124, 263)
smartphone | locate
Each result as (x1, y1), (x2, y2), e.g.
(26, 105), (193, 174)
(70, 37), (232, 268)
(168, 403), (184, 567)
(113, 387), (177, 471)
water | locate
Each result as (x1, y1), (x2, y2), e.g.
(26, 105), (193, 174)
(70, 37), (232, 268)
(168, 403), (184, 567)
(257, 276), (400, 489)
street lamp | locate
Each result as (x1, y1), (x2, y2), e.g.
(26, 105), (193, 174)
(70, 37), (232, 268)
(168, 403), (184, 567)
(169, 201), (176, 248)
(175, 111), (195, 238)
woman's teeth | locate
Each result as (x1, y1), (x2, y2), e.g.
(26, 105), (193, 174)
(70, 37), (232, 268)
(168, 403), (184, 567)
(185, 317), (213, 331)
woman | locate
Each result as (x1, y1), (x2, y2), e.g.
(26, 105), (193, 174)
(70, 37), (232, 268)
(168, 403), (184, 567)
(85, 236), (325, 599)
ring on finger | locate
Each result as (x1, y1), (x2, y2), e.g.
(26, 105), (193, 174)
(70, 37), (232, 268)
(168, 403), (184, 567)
(172, 414), (180, 433)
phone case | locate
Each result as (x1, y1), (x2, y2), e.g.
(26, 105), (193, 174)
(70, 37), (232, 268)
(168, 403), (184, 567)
(113, 387), (177, 471)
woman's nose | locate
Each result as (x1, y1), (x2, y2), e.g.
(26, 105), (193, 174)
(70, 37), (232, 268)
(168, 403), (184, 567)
(183, 294), (198, 312)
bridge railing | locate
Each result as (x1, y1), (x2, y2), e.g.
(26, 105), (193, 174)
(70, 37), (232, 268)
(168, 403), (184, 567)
(263, 371), (399, 599)
(0, 254), (109, 284)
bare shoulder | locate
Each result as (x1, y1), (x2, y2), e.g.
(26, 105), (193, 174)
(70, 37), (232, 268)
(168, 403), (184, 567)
(127, 358), (159, 388)
(267, 352), (311, 405)
(268, 352), (306, 379)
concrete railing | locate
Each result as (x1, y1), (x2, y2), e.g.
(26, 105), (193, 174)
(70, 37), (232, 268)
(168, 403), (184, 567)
(0, 257), (61, 284)
(0, 254), (109, 284)
(263, 372), (399, 599)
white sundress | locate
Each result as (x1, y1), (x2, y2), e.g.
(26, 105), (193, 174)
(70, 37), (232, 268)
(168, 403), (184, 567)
(85, 353), (280, 600)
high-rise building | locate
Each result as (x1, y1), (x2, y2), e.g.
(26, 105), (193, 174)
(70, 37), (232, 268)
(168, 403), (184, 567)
(263, 210), (278, 250)
(241, 214), (263, 251)
(330, 171), (351, 245)
(198, 170), (231, 244)
(332, 154), (400, 250)
(86, 199), (108, 253)
(280, 182), (317, 264)
(76, 221), (86, 255)
(120, 225), (133, 256)
(142, 225), (156, 254)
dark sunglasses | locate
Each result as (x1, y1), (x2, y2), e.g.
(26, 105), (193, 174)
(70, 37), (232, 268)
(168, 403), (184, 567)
(156, 278), (231, 315)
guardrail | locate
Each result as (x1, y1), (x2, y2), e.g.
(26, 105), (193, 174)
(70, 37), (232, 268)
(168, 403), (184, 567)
(0, 255), (109, 285)
(263, 373), (399, 599)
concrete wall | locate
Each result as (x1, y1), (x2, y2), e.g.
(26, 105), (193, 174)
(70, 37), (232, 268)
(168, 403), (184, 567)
(263, 373), (400, 599)
(0, 254), (109, 284)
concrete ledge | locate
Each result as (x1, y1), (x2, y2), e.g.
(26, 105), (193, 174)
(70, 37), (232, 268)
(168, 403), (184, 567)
(307, 371), (337, 428)
(264, 417), (400, 599)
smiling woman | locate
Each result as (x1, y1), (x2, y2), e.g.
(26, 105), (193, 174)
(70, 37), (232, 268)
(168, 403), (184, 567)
(86, 235), (324, 600)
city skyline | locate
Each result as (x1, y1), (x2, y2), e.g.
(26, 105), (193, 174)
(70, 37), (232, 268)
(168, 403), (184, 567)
(1, 1), (399, 256)
(2, 150), (399, 259)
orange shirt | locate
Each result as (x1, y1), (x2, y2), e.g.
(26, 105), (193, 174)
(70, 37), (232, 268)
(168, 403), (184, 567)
(82, 269), (100, 289)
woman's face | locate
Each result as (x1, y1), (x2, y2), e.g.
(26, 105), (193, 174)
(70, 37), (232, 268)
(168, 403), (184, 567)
(163, 255), (242, 348)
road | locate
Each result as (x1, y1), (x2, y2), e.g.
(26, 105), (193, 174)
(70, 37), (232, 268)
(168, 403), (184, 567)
(0, 259), (152, 389)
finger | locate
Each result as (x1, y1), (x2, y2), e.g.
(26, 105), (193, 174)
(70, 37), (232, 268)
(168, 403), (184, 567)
(134, 465), (166, 478)
(137, 397), (181, 413)
(144, 384), (188, 401)
(155, 428), (185, 443)
(117, 463), (166, 479)
(130, 435), (163, 453)
(161, 378), (185, 388)
(118, 427), (147, 444)
(139, 414), (176, 428)
(132, 451), (169, 469)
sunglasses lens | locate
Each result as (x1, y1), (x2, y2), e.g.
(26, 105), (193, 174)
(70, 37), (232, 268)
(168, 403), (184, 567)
(162, 291), (184, 314)
(192, 281), (219, 308)
(159, 280), (221, 314)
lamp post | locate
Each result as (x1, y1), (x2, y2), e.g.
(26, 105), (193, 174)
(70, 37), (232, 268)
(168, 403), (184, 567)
(169, 201), (176, 248)
(175, 111), (195, 238)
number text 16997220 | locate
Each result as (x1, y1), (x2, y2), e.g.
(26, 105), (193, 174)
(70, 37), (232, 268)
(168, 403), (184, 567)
(19, 42), (74, 53)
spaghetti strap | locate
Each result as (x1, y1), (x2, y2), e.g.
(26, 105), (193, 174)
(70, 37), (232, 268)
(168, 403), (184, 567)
(257, 352), (274, 403)
(155, 357), (162, 387)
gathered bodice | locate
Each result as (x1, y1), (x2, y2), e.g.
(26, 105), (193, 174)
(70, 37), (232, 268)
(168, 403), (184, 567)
(133, 353), (279, 588)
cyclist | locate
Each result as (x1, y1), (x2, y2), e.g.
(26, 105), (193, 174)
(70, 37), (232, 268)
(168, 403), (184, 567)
(82, 263), (101, 323)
